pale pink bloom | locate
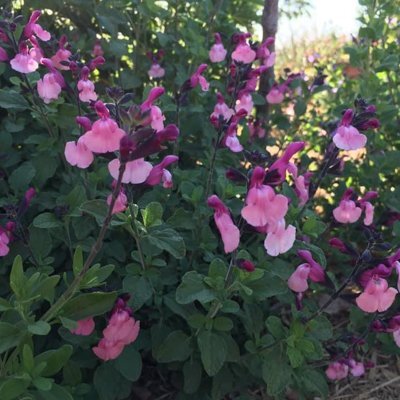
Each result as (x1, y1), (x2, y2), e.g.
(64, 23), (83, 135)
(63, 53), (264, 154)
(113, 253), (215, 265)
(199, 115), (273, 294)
(190, 64), (209, 91)
(37, 73), (62, 103)
(10, 44), (39, 73)
(225, 135), (243, 153)
(235, 93), (253, 114)
(0, 231), (10, 257)
(209, 33), (227, 63)
(77, 79), (97, 102)
(395, 262), (400, 292)
(148, 63), (165, 78)
(80, 101), (125, 153)
(92, 338), (125, 361)
(103, 309), (140, 345)
(232, 43), (256, 64)
(349, 360), (365, 377)
(23, 10), (51, 41)
(264, 220), (296, 256)
(108, 158), (153, 184)
(207, 195), (240, 253)
(326, 362), (349, 381)
(298, 249), (325, 283)
(257, 37), (275, 67)
(140, 87), (165, 112)
(29, 45), (44, 63)
(64, 138), (94, 169)
(333, 200), (362, 224)
(51, 48), (71, 70)
(241, 167), (288, 228)
(288, 263), (311, 293)
(92, 41), (104, 57)
(211, 93), (234, 121)
(107, 190), (128, 214)
(145, 155), (178, 187)
(356, 276), (397, 313)
(0, 47), (8, 62)
(393, 329), (400, 347)
(150, 106), (165, 131)
(70, 317), (95, 336)
(266, 87), (284, 104)
(363, 202), (374, 226)
(294, 173), (312, 206)
(333, 125), (367, 151)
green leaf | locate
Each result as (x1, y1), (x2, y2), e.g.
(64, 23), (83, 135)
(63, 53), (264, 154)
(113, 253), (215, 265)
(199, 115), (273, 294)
(94, 363), (131, 400)
(286, 346), (304, 368)
(35, 345), (73, 377)
(33, 377), (53, 391)
(0, 298), (12, 312)
(35, 383), (73, 400)
(197, 331), (227, 377)
(123, 275), (153, 310)
(155, 330), (192, 363)
(10, 255), (25, 299)
(0, 376), (31, 400)
(213, 317), (233, 332)
(265, 316), (287, 339)
(28, 321), (51, 336)
(9, 162), (36, 192)
(262, 345), (292, 396)
(0, 322), (23, 354)
(141, 201), (163, 227)
(302, 217), (327, 238)
(300, 368), (329, 398)
(80, 264), (115, 289)
(147, 227), (186, 259)
(22, 345), (34, 372)
(183, 359), (202, 394)
(80, 200), (108, 224)
(33, 213), (63, 229)
(208, 258), (226, 278)
(176, 271), (216, 305)
(60, 292), (117, 320)
(113, 345), (142, 382)
(0, 89), (30, 110)
(72, 246), (83, 277)
(307, 316), (333, 340)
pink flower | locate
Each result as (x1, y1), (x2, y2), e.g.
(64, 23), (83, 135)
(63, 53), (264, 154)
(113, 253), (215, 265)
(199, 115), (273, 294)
(64, 138), (94, 169)
(235, 93), (253, 114)
(29, 37), (44, 63)
(23, 10), (51, 41)
(140, 86), (165, 112)
(333, 200), (362, 224)
(77, 67), (98, 103)
(257, 37), (275, 67)
(298, 249), (325, 283)
(51, 48), (71, 70)
(70, 317), (95, 336)
(190, 64), (209, 91)
(288, 264), (311, 293)
(363, 201), (374, 226)
(326, 362), (349, 381)
(37, 72), (62, 103)
(92, 40), (104, 57)
(333, 125), (367, 150)
(108, 158), (153, 184)
(232, 39), (256, 64)
(148, 63), (165, 78)
(92, 338), (125, 361)
(10, 42), (38, 73)
(241, 167), (288, 228)
(356, 276), (397, 313)
(207, 195), (240, 253)
(209, 33), (227, 63)
(93, 301), (140, 361)
(264, 220), (296, 256)
(266, 87), (284, 104)
(393, 329), (400, 347)
(145, 155), (178, 187)
(107, 189), (128, 214)
(150, 106), (165, 131)
(223, 122), (243, 153)
(294, 172), (312, 206)
(0, 230), (10, 257)
(211, 93), (234, 121)
(80, 101), (126, 153)
(349, 359), (365, 377)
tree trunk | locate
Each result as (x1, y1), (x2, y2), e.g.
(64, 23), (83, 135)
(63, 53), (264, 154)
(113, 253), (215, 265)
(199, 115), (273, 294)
(257, 0), (279, 119)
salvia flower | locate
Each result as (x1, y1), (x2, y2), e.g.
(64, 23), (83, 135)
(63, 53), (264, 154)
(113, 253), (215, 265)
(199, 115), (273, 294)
(80, 101), (126, 153)
(0, 229), (10, 257)
(64, 138), (94, 169)
(70, 317), (95, 336)
(77, 66), (98, 103)
(266, 85), (285, 104)
(10, 41), (39, 73)
(235, 92), (254, 114)
(190, 64), (209, 91)
(210, 92), (234, 122)
(0, 46), (8, 62)
(356, 276), (397, 313)
(51, 35), (71, 70)
(288, 263), (311, 293)
(231, 33), (256, 64)
(238, 259), (255, 272)
(107, 186), (128, 214)
(23, 10), (51, 41)
(37, 58), (65, 104)
(207, 195), (240, 253)
(140, 86), (165, 112)
(325, 361), (349, 381)
(108, 158), (153, 184)
(333, 188), (362, 224)
(257, 37), (276, 67)
(145, 155), (178, 188)
(333, 109), (367, 150)
(264, 219), (296, 256)
(209, 33), (227, 63)
(148, 63), (165, 79)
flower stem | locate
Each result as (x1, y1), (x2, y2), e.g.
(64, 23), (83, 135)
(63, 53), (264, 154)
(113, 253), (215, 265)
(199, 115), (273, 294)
(128, 202), (146, 271)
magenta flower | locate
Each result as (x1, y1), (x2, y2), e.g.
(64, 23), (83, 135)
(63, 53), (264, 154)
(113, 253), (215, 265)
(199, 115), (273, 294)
(51, 35), (71, 70)
(190, 64), (209, 91)
(223, 121), (243, 153)
(77, 67), (98, 103)
(0, 229), (10, 257)
(140, 86), (165, 112)
(70, 317), (95, 336)
(257, 37), (276, 68)
(37, 73), (62, 103)
(235, 93), (253, 114)
(209, 33), (227, 63)
(23, 10), (51, 41)
(210, 92), (234, 122)
(150, 106), (165, 131)
(148, 63), (165, 79)
(333, 200), (362, 224)
(297, 249), (325, 283)
(10, 42), (39, 73)
(326, 361), (349, 381)
(107, 189), (128, 214)
(288, 264), (311, 293)
(0, 46), (8, 62)
(80, 101), (126, 153)
(266, 86), (285, 104)
(207, 195), (240, 253)
(145, 155), (178, 188)
(232, 34), (256, 64)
